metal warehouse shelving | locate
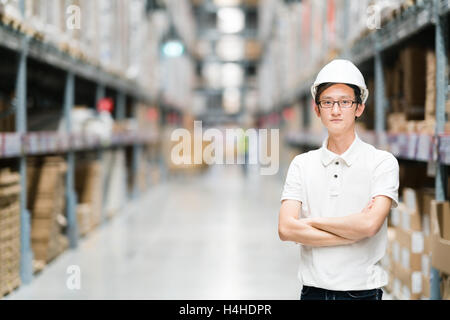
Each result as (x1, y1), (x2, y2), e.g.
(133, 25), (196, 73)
(0, 25), (153, 104)
(0, 5), (161, 287)
(279, 0), (449, 299)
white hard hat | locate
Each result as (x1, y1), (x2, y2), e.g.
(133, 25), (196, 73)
(311, 59), (369, 104)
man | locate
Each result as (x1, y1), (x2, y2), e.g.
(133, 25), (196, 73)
(278, 59), (399, 300)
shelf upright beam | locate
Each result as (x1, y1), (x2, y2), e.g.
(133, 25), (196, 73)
(116, 91), (126, 121)
(95, 83), (106, 222)
(431, 0), (449, 300)
(131, 99), (141, 199)
(374, 32), (387, 148)
(64, 72), (78, 249)
(16, 5), (33, 284)
(115, 90), (130, 202)
(96, 84), (106, 107)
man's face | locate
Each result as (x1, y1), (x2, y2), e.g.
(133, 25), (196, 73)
(313, 83), (365, 135)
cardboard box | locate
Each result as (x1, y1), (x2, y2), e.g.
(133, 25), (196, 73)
(401, 208), (422, 232)
(394, 262), (422, 297)
(400, 46), (426, 121)
(392, 240), (400, 263)
(393, 277), (402, 299)
(444, 206), (450, 241)
(422, 253), (431, 277)
(390, 205), (402, 227)
(395, 227), (424, 254)
(403, 188), (420, 213)
(422, 212), (431, 237)
(422, 274), (430, 299)
(402, 187), (435, 216)
(424, 235), (432, 254)
(421, 189), (435, 216)
(401, 285), (422, 300)
(31, 219), (53, 241)
(400, 246), (422, 271)
(430, 201), (450, 274)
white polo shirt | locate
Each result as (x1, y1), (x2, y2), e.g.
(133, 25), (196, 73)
(280, 132), (399, 291)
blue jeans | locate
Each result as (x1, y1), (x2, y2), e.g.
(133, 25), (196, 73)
(300, 285), (383, 300)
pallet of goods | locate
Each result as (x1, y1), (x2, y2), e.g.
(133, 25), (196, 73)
(429, 200), (450, 299)
(75, 159), (103, 232)
(27, 156), (69, 273)
(0, 168), (21, 298)
(383, 187), (434, 299)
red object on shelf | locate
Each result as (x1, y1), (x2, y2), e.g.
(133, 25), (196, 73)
(97, 98), (114, 113)
(283, 108), (295, 121)
(147, 108), (159, 122)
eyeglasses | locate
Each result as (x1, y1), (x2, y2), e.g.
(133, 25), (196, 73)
(318, 99), (357, 109)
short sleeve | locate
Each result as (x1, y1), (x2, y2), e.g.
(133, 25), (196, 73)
(371, 153), (400, 209)
(280, 156), (304, 204)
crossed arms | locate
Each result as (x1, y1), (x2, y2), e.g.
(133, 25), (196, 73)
(278, 196), (392, 247)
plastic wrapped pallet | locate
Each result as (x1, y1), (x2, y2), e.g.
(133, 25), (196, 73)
(27, 157), (68, 267)
(75, 159), (103, 231)
(0, 168), (21, 298)
(76, 203), (91, 237)
(103, 150), (127, 220)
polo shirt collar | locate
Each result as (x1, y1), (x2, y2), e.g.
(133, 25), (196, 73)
(320, 132), (361, 167)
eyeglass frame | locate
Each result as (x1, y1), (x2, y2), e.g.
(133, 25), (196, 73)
(318, 99), (359, 109)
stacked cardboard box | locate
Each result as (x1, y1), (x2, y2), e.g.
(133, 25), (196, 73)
(425, 49), (436, 122)
(245, 40), (262, 61)
(381, 227), (396, 293)
(1, 0), (170, 90)
(76, 203), (91, 237)
(400, 46), (427, 121)
(27, 157), (69, 268)
(0, 168), (21, 298)
(430, 200), (450, 297)
(75, 160), (103, 232)
(383, 187), (435, 299)
(385, 46), (450, 134)
(429, 200), (450, 299)
(387, 113), (408, 134)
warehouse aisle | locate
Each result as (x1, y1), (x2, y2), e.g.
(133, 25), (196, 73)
(7, 165), (301, 300)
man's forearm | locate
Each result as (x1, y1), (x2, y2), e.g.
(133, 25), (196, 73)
(281, 217), (356, 247)
(309, 212), (372, 241)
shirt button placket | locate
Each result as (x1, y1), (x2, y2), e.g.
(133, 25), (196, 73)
(330, 160), (341, 196)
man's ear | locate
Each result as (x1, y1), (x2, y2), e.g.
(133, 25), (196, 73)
(314, 104), (321, 117)
(355, 103), (365, 118)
